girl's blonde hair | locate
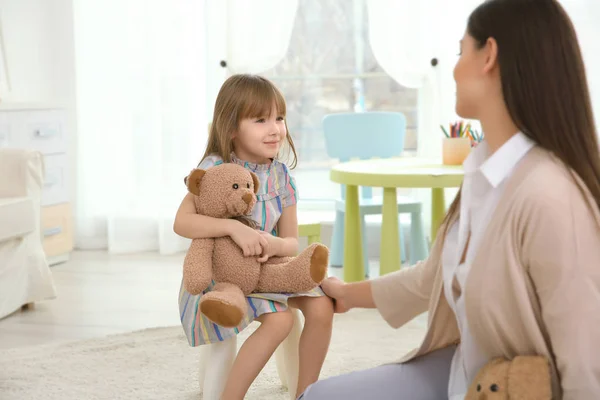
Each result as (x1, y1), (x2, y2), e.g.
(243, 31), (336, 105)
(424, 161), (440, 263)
(201, 74), (298, 168)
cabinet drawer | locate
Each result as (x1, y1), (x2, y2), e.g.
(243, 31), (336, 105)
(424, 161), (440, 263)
(10, 110), (67, 155)
(42, 203), (73, 257)
(0, 113), (15, 148)
(42, 154), (69, 206)
(0, 127), (9, 148)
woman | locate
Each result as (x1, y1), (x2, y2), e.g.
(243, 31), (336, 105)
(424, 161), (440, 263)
(300, 0), (600, 399)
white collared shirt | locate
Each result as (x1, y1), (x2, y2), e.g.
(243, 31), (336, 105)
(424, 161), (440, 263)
(444, 133), (536, 400)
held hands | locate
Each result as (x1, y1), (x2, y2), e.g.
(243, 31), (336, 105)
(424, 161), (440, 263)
(229, 222), (268, 257)
(227, 221), (281, 261)
(321, 277), (350, 313)
(256, 231), (282, 263)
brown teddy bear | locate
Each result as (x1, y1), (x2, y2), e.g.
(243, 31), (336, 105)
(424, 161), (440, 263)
(182, 163), (329, 328)
(466, 355), (552, 400)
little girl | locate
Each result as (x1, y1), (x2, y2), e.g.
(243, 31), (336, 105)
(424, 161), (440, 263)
(174, 74), (334, 399)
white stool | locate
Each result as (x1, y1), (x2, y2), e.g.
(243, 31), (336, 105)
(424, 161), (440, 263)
(198, 308), (303, 400)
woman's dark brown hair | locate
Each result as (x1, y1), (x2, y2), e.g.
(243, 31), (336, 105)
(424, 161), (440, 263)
(442, 0), (600, 233)
(201, 74), (298, 168)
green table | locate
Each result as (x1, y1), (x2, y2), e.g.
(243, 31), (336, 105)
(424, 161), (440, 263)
(330, 158), (464, 282)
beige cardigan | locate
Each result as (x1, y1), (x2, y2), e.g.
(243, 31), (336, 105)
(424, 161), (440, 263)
(371, 147), (600, 399)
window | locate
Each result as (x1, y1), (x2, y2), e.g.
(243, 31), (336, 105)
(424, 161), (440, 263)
(262, 0), (419, 202)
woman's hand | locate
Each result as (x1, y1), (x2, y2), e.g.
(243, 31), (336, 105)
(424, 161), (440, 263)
(229, 222), (268, 257)
(321, 277), (351, 313)
(256, 232), (282, 263)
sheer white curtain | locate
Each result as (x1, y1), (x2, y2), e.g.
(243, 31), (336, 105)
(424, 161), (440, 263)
(73, 0), (206, 254)
(367, 0), (600, 159)
(226, 0), (298, 74)
(561, 0), (600, 126)
(204, 0), (298, 119)
(367, 0), (482, 160)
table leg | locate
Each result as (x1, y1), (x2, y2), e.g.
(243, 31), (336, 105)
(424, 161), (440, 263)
(431, 188), (446, 243)
(380, 187), (401, 276)
(343, 185), (364, 282)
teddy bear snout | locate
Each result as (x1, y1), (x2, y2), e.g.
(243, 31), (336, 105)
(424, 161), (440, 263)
(226, 190), (256, 216)
(242, 193), (253, 205)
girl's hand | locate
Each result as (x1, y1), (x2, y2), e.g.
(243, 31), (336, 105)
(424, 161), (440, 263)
(257, 232), (282, 263)
(321, 277), (351, 313)
(229, 222), (268, 257)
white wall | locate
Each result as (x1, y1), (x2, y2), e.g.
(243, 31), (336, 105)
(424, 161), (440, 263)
(0, 0), (78, 205)
(0, 0), (76, 104)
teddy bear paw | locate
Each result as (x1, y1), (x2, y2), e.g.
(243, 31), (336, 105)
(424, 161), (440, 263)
(310, 244), (329, 283)
(200, 294), (244, 328)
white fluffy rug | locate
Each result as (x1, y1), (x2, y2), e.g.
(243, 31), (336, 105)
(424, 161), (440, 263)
(0, 309), (426, 399)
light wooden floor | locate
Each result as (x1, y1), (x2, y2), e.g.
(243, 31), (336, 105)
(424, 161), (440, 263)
(0, 251), (186, 350)
(0, 251), (355, 350)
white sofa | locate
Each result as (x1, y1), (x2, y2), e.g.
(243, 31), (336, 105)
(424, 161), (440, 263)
(0, 148), (56, 319)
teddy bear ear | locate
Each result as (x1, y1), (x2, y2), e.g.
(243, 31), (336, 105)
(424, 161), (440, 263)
(465, 357), (508, 400)
(184, 169), (206, 196)
(507, 356), (552, 400)
(250, 171), (259, 194)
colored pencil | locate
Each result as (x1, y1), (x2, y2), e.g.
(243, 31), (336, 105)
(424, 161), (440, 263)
(440, 125), (450, 138)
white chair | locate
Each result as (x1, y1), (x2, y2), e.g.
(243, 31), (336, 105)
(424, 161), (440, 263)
(198, 222), (321, 400)
(197, 222), (322, 399)
(198, 223), (321, 400)
(197, 308), (303, 400)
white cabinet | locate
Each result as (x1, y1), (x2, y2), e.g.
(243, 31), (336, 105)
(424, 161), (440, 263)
(0, 104), (73, 265)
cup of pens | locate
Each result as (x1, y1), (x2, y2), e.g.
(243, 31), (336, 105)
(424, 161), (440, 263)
(440, 121), (483, 165)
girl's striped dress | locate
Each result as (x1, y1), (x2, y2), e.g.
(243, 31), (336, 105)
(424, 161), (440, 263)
(178, 152), (325, 346)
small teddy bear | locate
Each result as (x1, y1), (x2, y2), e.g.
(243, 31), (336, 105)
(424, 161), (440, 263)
(466, 355), (552, 400)
(182, 163), (329, 328)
